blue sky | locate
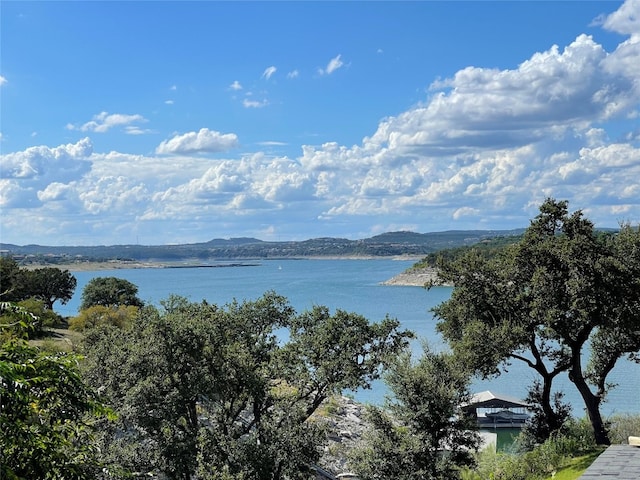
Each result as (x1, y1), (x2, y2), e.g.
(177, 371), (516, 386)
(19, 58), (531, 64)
(1, 1), (639, 246)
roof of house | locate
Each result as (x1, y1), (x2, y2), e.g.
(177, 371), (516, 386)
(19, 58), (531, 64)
(463, 390), (529, 410)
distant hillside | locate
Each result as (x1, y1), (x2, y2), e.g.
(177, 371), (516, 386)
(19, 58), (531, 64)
(363, 229), (525, 245)
(409, 234), (525, 270)
(406, 227), (621, 271)
(0, 229), (526, 265)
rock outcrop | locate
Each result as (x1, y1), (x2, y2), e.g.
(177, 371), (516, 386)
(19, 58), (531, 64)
(316, 396), (370, 477)
(381, 267), (441, 287)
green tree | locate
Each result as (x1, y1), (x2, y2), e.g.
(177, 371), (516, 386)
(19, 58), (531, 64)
(0, 257), (25, 301)
(81, 292), (412, 480)
(434, 198), (640, 445)
(349, 345), (479, 480)
(22, 267), (77, 310)
(0, 301), (39, 341)
(0, 298), (62, 339)
(1, 260), (76, 314)
(80, 276), (144, 310)
(69, 304), (139, 331)
(0, 337), (109, 479)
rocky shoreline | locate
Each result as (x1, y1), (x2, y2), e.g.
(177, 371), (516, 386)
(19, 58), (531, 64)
(381, 267), (441, 287)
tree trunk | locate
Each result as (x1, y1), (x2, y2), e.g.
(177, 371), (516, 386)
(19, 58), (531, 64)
(577, 379), (610, 445)
(569, 353), (611, 445)
(539, 372), (565, 432)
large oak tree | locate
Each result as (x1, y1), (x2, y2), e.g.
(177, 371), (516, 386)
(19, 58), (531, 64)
(23, 267), (77, 310)
(434, 199), (640, 445)
(79, 276), (143, 310)
(0, 259), (76, 311)
(81, 292), (412, 479)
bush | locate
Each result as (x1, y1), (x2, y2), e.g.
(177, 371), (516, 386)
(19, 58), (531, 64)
(465, 424), (599, 480)
(0, 298), (60, 339)
(560, 417), (598, 452)
(69, 305), (139, 331)
(608, 414), (640, 444)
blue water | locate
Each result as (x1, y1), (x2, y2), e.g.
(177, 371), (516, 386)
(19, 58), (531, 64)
(58, 259), (639, 417)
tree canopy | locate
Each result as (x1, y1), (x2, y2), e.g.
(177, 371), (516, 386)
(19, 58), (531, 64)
(0, 337), (109, 479)
(79, 276), (144, 310)
(23, 267), (77, 310)
(0, 257), (24, 301)
(80, 292), (413, 479)
(433, 198), (640, 445)
(0, 259), (76, 311)
(349, 345), (479, 480)
(69, 304), (140, 331)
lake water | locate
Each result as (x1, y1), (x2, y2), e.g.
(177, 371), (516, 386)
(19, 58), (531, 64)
(58, 259), (639, 417)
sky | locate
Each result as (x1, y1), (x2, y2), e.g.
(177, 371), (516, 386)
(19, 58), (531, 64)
(1, 1), (639, 246)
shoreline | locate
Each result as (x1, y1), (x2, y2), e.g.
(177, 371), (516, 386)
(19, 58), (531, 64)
(381, 267), (442, 287)
(22, 255), (425, 273)
(23, 257), (440, 286)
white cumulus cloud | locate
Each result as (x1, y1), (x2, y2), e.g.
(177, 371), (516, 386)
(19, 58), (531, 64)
(67, 111), (147, 133)
(602, 0), (640, 36)
(156, 128), (239, 155)
(0, 138), (93, 209)
(3, 0), (640, 245)
(0, 137), (93, 180)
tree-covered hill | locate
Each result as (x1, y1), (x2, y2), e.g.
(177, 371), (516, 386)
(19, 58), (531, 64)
(408, 234), (525, 270)
(0, 229), (525, 264)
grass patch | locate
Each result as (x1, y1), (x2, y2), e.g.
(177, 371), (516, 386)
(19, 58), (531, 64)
(29, 326), (83, 351)
(546, 449), (604, 480)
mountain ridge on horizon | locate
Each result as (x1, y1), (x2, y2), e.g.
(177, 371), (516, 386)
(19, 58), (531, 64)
(1, 225), (612, 263)
(1, 228), (528, 250)
(5, 227), (621, 263)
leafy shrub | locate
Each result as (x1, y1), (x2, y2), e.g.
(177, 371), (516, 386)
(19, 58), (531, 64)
(69, 305), (139, 331)
(464, 424), (598, 480)
(560, 417), (597, 452)
(608, 414), (640, 444)
(0, 298), (60, 339)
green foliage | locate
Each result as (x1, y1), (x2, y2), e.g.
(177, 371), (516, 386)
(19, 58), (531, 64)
(349, 345), (480, 480)
(434, 198), (640, 445)
(17, 298), (61, 328)
(349, 406), (425, 480)
(464, 430), (592, 480)
(81, 291), (412, 480)
(1, 298), (62, 339)
(521, 380), (572, 447)
(608, 413), (640, 445)
(80, 276), (144, 310)
(0, 257), (24, 301)
(411, 235), (522, 270)
(22, 267), (77, 310)
(283, 305), (413, 398)
(69, 304), (139, 331)
(464, 416), (640, 480)
(0, 259), (76, 311)
(0, 339), (110, 479)
(0, 301), (40, 341)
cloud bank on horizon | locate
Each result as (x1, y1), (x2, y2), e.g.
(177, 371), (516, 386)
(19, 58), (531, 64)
(1, 1), (639, 245)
